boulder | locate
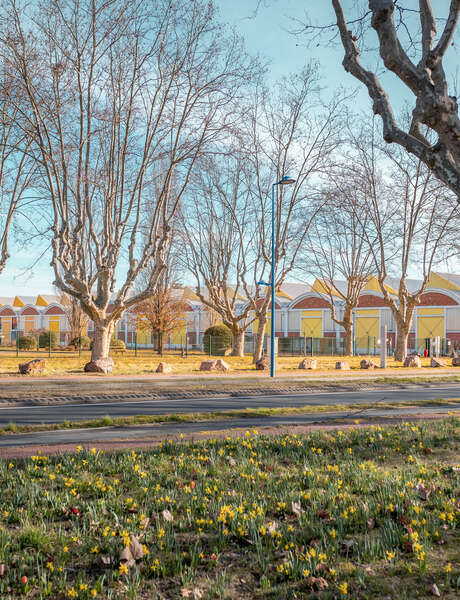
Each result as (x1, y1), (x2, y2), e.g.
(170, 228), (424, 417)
(215, 359), (230, 372)
(430, 357), (446, 368)
(200, 360), (217, 371)
(255, 358), (268, 370)
(360, 359), (377, 369)
(84, 358), (114, 374)
(452, 356), (460, 367)
(156, 362), (173, 374)
(18, 359), (46, 375)
(335, 361), (350, 370)
(403, 355), (421, 368)
(298, 358), (317, 370)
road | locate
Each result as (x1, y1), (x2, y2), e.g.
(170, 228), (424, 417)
(0, 383), (458, 426)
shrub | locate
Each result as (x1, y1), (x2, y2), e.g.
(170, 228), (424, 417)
(111, 337), (126, 349)
(70, 335), (91, 348)
(39, 331), (59, 348)
(17, 335), (37, 350)
(203, 324), (232, 355)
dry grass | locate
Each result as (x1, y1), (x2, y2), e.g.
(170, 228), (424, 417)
(0, 349), (458, 377)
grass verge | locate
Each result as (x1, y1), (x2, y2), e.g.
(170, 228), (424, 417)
(1, 397), (459, 435)
(0, 417), (459, 599)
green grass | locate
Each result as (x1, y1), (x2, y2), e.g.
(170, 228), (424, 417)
(1, 398), (459, 436)
(0, 418), (459, 598)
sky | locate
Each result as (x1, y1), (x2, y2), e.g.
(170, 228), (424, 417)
(1, 0), (458, 295)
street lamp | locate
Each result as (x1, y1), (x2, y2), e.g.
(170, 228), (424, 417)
(259, 176), (296, 377)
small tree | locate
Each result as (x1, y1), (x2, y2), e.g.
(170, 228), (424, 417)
(203, 325), (233, 356)
(133, 290), (188, 354)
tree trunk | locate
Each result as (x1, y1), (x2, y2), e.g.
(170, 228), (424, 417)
(252, 313), (267, 363)
(91, 320), (114, 361)
(342, 305), (354, 356)
(394, 322), (409, 362)
(232, 329), (245, 357)
(344, 322), (353, 356)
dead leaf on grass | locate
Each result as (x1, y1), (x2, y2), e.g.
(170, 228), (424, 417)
(0, 564), (6, 577)
(291, 501), (304, 518)
(431, 583), (441, 597)
(162, 509), (174, 522)
(367, 517), (375, 530)
(119, 534), (144, 566)
(306, 576), (328, 590)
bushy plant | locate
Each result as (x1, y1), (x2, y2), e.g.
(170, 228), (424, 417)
(17, 335), (37, 350)
(70, 335), (91, 348)
(203, 324), (232, 355)
(39, 331), (59, 348)
(110, 337), (126, 349)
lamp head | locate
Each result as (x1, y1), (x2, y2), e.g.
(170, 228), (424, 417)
(278, 175), (296, 185)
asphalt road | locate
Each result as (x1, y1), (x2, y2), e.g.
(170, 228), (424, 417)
(0, 383), (459, 426)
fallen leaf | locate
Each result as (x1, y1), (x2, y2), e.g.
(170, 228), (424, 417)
(291, 501), (304, 518)
(129, 535), (144, 560)
(139, 517), (150, 530)
(225, 456), (236, 467)
(317, 509), (330, 520)
(423, 448), (434, 455)
(367, 517), (375, 530)
(0, 564), (6, 577)
(416, 482), (433, 501)
(119, 547), (135, 567)
(431, 583), (441, 597)
(100, 555), (111, 566)
(306, 576), (328, 590)
(162, 509), (174, 522)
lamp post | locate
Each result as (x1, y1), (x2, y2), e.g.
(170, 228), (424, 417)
(258, 175), (296, 377)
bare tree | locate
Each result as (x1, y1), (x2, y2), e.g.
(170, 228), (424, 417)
(327, 1), (460, 198)
(0, 64), (34, 275)
(3, 0), (255, 367)
(242, 66), (344, 362)
(351, 121), (459, 360)
(306, 183), (375, 355)
(181, 154), (259, 356)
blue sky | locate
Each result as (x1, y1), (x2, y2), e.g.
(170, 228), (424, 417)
(1, 0), (458, 295)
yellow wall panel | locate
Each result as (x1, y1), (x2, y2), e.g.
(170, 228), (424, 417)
(418, 308), (445, 315)
(418, 316), (444, 338)
(301, 317), (322, 337)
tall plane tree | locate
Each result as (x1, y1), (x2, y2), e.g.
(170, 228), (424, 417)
(3, 0), (255, 368)
(243, 66), (344, 362)
(351, 121), (459, 360)
(306, 182), (375, 356)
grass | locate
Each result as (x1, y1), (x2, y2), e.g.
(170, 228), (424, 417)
(1, 349), (459, 377)
(0, 398), (459, 436)
(0, 418), (459, 599)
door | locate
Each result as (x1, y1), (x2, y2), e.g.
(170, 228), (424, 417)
(301, 310), (323, 338)
(355, 310), (379, 353)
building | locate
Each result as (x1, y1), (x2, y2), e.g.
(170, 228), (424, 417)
(1, 273), (459, 353)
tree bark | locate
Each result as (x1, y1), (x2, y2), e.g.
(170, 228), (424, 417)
(342, 305), (354, 356)
(394, 321), (410, 362)
(232, 330), (245, 357)
(91, 321), (115, 362)
(252, 313), (267, 363)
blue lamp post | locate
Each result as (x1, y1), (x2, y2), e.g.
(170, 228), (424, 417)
(259, 175), (296, 377)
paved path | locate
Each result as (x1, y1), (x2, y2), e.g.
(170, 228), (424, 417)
(0, 384), (458, 426)
(0, 404), (458, 448)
